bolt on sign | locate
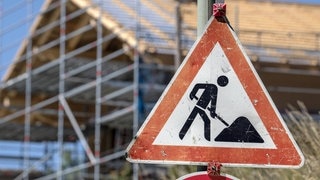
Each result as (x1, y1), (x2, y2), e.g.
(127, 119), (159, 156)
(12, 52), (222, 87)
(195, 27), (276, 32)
(126, 16), (304, 168)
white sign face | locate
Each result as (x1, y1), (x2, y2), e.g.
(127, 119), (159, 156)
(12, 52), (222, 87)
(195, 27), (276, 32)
(153, 43), (276, 149)
(126, 17), (304, 168)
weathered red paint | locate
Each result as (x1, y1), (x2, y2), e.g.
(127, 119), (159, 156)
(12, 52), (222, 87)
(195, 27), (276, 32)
(178, 172), (238, 180)
(184, 174), (231, 180)
(126, 18), (304, 168)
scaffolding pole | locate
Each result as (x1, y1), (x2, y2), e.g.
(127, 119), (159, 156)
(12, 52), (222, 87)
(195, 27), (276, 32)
(60, 96), (96, 164)
(0, 63), (134, 127)
(94, 0), (103, 179)
(36, 150), (125, 180)
(23, 1), (33, 179)
(175, 2), (181, 70)
(132, 0), (141, 179)
(57, 0), (66, 179)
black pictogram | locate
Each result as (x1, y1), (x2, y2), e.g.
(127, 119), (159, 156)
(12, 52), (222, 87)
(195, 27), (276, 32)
(179, 75), (229, 141)
(215, 116), (264, 143)
(179, 75), (264, 143)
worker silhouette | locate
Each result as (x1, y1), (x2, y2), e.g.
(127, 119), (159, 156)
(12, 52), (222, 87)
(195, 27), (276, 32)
(179, 75), (229, 141)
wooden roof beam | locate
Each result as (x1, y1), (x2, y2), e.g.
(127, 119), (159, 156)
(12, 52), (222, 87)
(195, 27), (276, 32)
(35, 6), (60, 46)
(32, 47), (59, 64)
(66, 15), (90, 51)
(71, 0), (147, 53)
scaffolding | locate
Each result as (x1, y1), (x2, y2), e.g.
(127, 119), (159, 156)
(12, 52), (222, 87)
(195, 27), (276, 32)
(0, 0), (320, 179)
(0, 0), (187, 179)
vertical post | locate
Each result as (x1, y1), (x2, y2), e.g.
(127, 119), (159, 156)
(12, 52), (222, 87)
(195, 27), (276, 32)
(94, 0), (103, 179)
(57, 0), (66, 179)
(197, 0), (207, 37)
(23, 1), (33, 179)
(197, 0), (215, 37)
(132, 0), (140, 179)
(175, 2), (182, 70)
(44, 142), (49, 172)
(197, 0), (214, 172)
(208, 0), (215, 20)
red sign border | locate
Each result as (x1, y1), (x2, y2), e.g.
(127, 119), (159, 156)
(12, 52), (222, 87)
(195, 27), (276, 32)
(126, 17), (304, 168)
(177, 171), (239, 180)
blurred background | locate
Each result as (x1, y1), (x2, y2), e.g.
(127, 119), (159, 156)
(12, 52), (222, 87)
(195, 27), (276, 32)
(0, 0), (319, 179)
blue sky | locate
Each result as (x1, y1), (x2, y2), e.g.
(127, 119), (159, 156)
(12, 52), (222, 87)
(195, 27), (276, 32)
(0, 0), (320, 80)
(0, 0), (43, 80)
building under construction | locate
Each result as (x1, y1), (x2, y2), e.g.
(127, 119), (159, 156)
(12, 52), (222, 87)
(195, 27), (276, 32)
(0, 0), (319, 179)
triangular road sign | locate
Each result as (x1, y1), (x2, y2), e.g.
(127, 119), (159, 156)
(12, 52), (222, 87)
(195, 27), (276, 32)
(126, 17), (304, 168)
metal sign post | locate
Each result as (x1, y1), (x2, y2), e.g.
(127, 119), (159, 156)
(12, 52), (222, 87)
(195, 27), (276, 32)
(197, 0), (215, 37)
(197, 0), (215, 172)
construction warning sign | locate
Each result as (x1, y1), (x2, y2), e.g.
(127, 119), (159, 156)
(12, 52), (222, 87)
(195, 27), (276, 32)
(126, 17), (304, 168)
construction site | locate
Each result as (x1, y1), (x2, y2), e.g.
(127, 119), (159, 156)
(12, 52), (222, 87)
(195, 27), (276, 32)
(0, 0), (319, 179)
